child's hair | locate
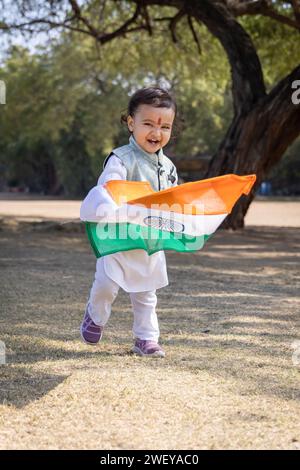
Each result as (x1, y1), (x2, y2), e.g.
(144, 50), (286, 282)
(120, 86), (183, 138)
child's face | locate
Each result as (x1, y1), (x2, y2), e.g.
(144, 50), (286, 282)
(127, 104), (175, 154)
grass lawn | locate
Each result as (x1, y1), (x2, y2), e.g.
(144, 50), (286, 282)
(0, 219), (299, 449)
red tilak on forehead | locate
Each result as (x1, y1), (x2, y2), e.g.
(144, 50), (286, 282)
(157, 117), (162, 125)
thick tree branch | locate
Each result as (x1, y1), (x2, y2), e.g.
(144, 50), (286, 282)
(259, 64), (300, 171)
(185, 0), (266, 114)
(95, 2), (144, 43)
(206, 63), (300, 229)
(226, 0), (300, 31)
(0, 1), (147, 43)
(68, 0), (102, 38)
(1, 0), (266, 115)
(168, 8), (186, 43)
(207, 64), (300, 178)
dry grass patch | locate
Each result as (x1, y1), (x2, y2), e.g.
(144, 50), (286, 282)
(0, 221), (299, 449)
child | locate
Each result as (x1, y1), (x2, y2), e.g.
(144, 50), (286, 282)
(80, 86), (179, 357)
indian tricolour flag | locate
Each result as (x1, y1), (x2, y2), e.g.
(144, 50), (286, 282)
(85, 174), (256, 257)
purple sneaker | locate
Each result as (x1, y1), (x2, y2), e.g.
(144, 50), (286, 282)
(80, 304), (103, 345)
(132, 339), (165, 358)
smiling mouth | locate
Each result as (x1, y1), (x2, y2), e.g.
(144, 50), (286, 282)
(147, 139), (160, 145)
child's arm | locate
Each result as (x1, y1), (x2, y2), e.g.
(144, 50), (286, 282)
(80, 155), (126, 221)
(97, 155), (126, 185)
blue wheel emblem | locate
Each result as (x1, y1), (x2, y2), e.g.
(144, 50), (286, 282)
(143, 216), (184, 233)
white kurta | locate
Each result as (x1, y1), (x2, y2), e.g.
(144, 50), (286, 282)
(80, 155), (169, 293)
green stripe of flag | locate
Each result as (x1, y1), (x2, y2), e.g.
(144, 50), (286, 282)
(86, 222), (211, 257)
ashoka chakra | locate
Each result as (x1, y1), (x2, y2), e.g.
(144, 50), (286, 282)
(143, 216), (184, 233)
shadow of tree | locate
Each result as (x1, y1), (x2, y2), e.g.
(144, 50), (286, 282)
(0, 366), (69, 408)
(0, 224), (299, 408)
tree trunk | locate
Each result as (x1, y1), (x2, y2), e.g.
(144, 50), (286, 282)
(4, 0), (300, 224)
(206, 65), (300, 229)
(47, 163), (62, 195)
(146, 1), (300, 228)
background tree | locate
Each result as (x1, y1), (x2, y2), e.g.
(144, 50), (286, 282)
(0, 11), (233, 195)
(0, 0), (299, 226)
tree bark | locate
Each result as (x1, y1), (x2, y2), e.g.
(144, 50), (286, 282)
(206, 64), (300, 229)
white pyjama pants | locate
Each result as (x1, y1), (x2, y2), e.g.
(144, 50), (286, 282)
(88, 261), (160, 342)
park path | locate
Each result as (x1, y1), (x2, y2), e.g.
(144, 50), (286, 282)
(0, 194), (300, 227)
